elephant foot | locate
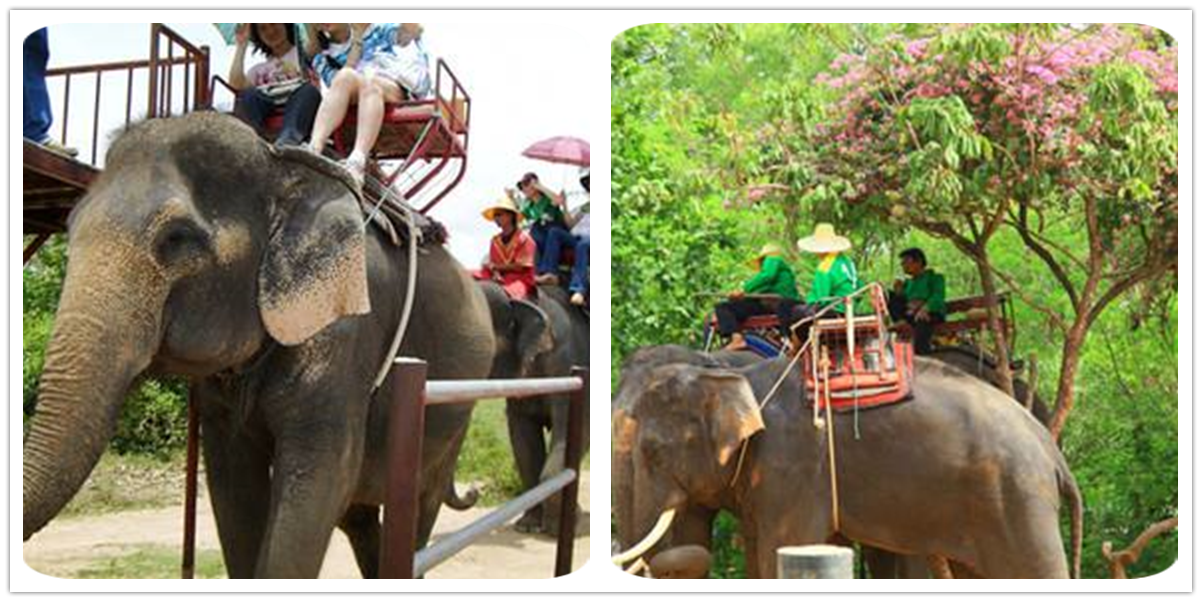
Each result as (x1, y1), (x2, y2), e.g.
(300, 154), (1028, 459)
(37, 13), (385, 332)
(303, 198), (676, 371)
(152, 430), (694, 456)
(515, 508), (545, 534)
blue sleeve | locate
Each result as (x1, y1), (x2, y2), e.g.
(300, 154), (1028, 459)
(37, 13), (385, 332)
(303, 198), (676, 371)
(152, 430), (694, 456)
(376, 23), (400, 43)
(312, 53), (334, 87)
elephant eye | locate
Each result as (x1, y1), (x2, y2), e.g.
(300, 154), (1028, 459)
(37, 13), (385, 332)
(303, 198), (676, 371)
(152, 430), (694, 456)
(154, 220), (213, 267)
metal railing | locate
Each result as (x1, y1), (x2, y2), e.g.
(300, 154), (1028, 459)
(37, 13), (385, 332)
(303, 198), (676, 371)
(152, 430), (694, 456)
(179, 359), (587, 579)
(382, 358), (588, 578)
(42, 24), (209, 166)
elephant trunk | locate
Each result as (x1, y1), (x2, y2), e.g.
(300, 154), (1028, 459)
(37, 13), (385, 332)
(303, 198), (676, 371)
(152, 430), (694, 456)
(23, 245), (167, 540)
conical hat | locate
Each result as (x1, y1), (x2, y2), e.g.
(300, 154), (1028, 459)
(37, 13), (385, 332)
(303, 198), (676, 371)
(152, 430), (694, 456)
(796, 223), (852, 254)
(482, 195), (522, 223)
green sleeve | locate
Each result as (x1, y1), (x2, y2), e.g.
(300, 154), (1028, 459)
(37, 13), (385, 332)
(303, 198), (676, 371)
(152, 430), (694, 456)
(743, 256), (782, 294)
(927, 273), (947, 314)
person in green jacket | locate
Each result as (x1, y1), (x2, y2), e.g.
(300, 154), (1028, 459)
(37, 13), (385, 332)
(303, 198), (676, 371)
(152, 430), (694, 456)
(888, 247), (947, 355)
(777, 223), (861, 342)
(714, 243), (800, 351)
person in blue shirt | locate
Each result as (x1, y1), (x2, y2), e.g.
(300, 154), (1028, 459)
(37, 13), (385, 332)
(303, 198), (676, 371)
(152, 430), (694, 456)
(304, 23), (431, 186)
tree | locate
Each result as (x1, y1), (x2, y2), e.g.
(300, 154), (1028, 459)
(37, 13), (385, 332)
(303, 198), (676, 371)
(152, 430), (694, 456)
(805, 23), (1177, 437)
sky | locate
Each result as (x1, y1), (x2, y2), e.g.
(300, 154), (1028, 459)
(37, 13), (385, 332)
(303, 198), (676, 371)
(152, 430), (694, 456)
(40, 21), (591, 267)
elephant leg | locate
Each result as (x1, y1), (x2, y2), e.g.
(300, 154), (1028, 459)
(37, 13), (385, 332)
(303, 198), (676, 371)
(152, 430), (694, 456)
(338, 504), (381, 579)
(255, 414), (364, 577)
(507, 400), (548, 533)
(197, 386), (271, 579)
(539, 396), (571, 534)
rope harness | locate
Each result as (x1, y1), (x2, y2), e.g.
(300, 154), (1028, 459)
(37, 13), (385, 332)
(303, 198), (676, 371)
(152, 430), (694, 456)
(364, 172), (422, 392)
(725, 284), (897, 530)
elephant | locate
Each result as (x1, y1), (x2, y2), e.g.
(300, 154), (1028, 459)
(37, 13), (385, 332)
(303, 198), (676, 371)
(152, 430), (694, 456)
(612, 348), (1083, 578)
(22, 113), (496, 578)
(612, 346), (927, 579)
(477, 280), (589, 535)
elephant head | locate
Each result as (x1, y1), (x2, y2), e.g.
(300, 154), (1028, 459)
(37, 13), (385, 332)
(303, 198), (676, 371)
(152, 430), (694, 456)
(24, 113), (370, 540)
(479, 281), (553, 378)
(612, 361), (764, 568)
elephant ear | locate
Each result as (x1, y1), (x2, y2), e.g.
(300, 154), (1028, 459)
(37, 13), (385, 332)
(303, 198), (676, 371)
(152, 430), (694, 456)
(259, 166), (370, 346)
(698, 371), (765, 466)
(512, 299), (553, 374)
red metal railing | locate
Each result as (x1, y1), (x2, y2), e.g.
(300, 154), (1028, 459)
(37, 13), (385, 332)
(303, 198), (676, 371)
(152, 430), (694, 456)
(42, 24), (209, 166)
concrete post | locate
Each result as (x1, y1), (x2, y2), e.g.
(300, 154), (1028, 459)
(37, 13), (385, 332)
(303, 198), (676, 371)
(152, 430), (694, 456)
(777, 545), (855, 579)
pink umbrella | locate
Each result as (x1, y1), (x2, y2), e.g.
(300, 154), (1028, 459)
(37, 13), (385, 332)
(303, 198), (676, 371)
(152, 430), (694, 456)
(521, 136), (589, 167)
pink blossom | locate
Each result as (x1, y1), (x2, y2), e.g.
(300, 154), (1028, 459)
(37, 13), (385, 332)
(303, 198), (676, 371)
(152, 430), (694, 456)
(906, 39), (929, 59)
(1026, 64), (1059, 84)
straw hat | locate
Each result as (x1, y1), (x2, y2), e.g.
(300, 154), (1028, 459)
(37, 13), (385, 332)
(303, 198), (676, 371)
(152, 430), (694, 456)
(482, 195), (522, 223)
(756, 243), (785, 259)
(796, 223), (852, 254)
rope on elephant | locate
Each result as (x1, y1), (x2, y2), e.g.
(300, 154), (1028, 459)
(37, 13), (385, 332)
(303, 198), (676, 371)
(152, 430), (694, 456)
(821, 346), (841, 534)
(370, 174), (421, 391)
(727, 334), (812, 491)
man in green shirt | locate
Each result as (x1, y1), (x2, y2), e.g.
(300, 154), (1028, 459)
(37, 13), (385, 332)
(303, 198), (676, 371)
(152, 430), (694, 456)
(773, 223), (861, 342)
(515, 172), (575, 285)
(888, 247), (947, 354)
(715, 243), (800, 351)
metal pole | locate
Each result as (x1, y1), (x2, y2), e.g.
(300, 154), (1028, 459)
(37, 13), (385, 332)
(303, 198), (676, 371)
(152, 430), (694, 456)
(181, 383), (200, 579)
(777, 545), (854, 579)
(148, 24), (160, 119)
(554, 367), (588, 576)
(415, 469), (576, 576)
(380, 358), (427, 579)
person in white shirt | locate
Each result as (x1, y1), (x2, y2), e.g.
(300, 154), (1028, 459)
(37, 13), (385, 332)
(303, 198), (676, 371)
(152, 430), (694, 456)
(228, 24), (321, 148)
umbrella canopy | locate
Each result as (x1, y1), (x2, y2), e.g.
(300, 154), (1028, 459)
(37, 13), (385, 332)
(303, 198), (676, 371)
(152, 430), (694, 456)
(213, 23), (309, 47)
(521, 136), (589, 167)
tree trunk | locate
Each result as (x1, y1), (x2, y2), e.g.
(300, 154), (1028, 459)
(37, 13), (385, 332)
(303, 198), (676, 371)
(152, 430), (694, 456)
(974, 256), (1017, 399)
(1048, 319), (1089, 441)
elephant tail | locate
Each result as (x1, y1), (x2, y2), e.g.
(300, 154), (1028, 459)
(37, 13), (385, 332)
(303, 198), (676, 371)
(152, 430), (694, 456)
(445, 479), (480, 511)
(1059, 463), (1083, 579)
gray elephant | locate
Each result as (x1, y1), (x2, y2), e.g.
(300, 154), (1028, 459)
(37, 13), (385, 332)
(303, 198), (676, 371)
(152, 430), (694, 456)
(611, 346), (926, 579)
(613, 348), (1083, 578)
(22, 113), (495, 578)
(478, 281), (589, 535)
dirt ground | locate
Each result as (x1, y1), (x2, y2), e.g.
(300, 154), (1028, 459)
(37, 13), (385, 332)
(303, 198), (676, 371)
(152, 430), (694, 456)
(22, 472), (590, 579)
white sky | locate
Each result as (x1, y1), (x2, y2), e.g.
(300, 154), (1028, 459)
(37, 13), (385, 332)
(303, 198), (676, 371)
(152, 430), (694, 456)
(41, 21), (590, 266)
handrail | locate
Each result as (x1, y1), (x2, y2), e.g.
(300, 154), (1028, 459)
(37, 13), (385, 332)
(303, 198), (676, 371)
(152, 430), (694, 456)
(381, 360), (588, 579)
(39, 23), (210, 167)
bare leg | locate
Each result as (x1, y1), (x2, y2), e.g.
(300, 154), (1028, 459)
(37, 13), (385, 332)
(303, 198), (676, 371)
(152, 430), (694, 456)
(352, 77), (405, 158)
(310, 68), (362, 154)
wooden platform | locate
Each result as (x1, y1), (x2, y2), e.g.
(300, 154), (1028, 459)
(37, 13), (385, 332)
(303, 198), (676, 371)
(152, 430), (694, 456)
(23, 139), (99, 235)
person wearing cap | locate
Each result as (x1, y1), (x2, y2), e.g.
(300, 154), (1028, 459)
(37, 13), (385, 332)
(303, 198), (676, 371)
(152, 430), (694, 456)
(888, 247), (946, 354)
(472, 195), (537, 300)
(514, 172), (576, 286)
(714, 243), (800, 351)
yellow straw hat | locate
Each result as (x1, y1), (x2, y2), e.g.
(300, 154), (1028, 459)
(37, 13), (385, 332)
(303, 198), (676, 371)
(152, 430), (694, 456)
(796, 223), (852, 254)
(482, 195), (522, 223)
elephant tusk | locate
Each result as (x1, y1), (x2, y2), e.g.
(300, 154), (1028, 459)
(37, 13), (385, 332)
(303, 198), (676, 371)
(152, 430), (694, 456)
(625, 557), (649, 575)
(611, 507), (677, 566)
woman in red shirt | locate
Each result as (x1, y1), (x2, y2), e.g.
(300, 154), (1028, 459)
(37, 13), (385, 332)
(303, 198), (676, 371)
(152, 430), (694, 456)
(473, 195), (537, 300)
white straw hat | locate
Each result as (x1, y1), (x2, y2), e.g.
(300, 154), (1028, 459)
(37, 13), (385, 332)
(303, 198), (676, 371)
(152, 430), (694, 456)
(796, 223), (852, 254)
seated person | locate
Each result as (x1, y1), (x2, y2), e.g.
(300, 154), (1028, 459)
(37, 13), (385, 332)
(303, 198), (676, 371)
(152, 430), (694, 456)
(566, 168), (590, 306)
(888, 247), (946, 355)
(778, 223), (860, 342)
(306, 23), (431, 185)
(472, 195), (536, 300)
(515, 172), (575, 286)
(228, 23), (321, 147)
(715, 243), (799, 351)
